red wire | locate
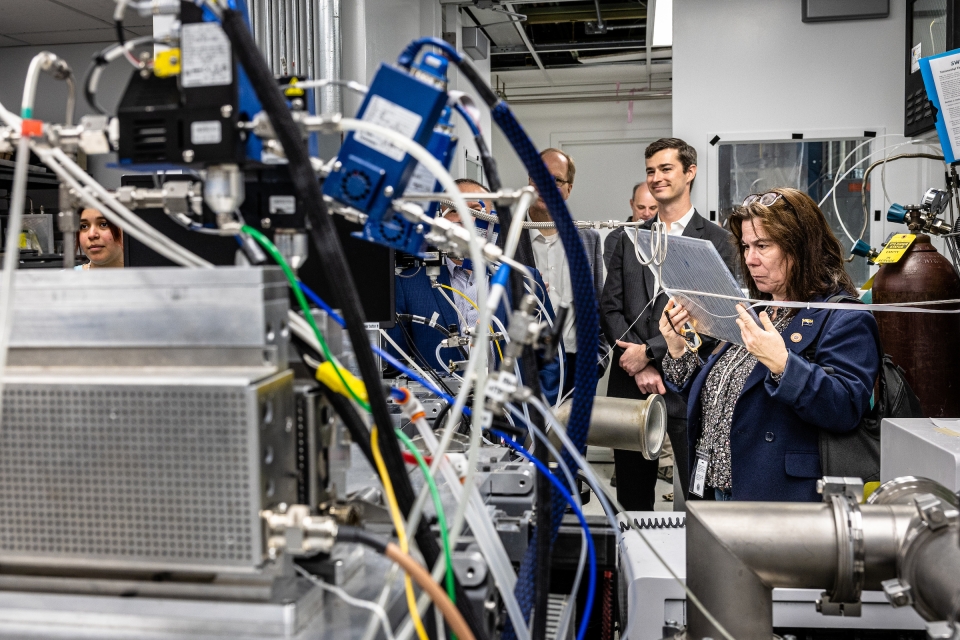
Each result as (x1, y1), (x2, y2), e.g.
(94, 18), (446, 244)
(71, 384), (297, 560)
(402, 451), (433, 465)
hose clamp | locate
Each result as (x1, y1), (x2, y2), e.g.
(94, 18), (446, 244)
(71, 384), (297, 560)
(817, 477), (865, 616)
(896, 493), (960, 621)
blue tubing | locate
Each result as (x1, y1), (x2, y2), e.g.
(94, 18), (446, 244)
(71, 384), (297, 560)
(490, 101), (599, 637)
(492, 430), (597, 640)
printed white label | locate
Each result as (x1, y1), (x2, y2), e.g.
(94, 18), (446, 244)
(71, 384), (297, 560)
(691, 455), (708, 498)
(911, 42), (922, 74)
(403, 162), (437, 195)
(181, 22), (232, 88)
(269, 195), (296, 214)
(190, 120), (222, 145)
(354, 95), (423, 162)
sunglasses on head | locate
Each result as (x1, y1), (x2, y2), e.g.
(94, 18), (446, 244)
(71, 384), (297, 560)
(741, 192), (783, 207)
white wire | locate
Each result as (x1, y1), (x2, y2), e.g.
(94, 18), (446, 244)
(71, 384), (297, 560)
(504, 404), (587, 640)
(332, 118), (534, 639)
(527, 396), (738, 640)
(820, 139), (919, 242)
(818, 135), (898, 209)
(0, 136), (32, 455)
(294, 565), (397, 640)
(36, 147), (212, 268)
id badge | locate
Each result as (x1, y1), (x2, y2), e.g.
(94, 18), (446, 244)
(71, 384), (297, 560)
(690, 449), (709, 498)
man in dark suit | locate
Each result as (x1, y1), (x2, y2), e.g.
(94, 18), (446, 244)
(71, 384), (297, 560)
(528, 148), (606, 398)
(601, 138), (738, 510)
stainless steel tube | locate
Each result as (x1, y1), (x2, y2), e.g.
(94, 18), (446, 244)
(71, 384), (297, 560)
(278, 0), (288, 74)
(911, 526), (960, 621)
(686, 501), (916, 640)
(317, 0), (342, 115)
(553, 395), (665, 459)
(304, 0), (315, 85)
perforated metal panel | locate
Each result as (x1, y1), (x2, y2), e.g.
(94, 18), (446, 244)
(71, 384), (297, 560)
(0, 371), (296, 574)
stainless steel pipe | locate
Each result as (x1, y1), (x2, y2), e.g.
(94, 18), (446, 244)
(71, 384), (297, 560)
(686, 501), (917, 640)
(553, 395), (666, 460)
(248, 0), (342, 107)
(317, 0), (342, 115)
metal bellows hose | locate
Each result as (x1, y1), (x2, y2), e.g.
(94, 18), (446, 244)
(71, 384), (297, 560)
(553, 395), (666, 460)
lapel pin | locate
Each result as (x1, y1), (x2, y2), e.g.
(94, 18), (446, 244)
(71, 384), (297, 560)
(790, 333), (803, 343)
(802, 318), (813, 327)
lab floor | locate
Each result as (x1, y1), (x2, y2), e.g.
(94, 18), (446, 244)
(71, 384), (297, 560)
(581, 461), (676, 516)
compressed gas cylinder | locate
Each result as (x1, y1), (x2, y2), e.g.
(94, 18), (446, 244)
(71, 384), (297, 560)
(873, 234), (960, 417)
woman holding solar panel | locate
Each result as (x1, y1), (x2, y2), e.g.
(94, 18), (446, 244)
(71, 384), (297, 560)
(658, 188), (880, 502)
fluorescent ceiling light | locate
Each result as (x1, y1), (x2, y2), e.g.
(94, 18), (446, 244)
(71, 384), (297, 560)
(652, 0), (673, 48)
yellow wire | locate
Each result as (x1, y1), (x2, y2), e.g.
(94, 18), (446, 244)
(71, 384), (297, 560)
(437, 284), (505, 361)
(370, 426), (430, 640)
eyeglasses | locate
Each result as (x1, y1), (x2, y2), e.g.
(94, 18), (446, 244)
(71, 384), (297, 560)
(741, 192), (783, 207)
(529, 176), (572, 187)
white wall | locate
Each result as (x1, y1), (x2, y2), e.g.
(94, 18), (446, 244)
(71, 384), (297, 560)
(491, 91), (672, 224)
(673, 0), (943, 258)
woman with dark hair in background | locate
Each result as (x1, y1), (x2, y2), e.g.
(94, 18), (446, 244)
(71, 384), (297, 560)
(658, 187), (879, 502)
(75, 208), (124, 269)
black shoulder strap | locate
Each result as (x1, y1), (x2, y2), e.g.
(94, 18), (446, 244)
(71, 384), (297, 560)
(801, 294), (864, 366)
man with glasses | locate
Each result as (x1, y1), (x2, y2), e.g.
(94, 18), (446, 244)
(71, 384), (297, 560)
(601, 137), (737, 510)
(527, 148), (605, 398)
(385, 178), (561, 402)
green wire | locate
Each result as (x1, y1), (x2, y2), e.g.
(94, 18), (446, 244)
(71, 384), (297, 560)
(394, 428), (457, 613)
(246, 226), (455, 614)
(241, 225), (371, 412)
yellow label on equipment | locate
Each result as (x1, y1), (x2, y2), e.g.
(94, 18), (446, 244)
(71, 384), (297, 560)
(284, 77), (305, 97)
(154, 48), (181, 78)
(874, 234), (916, 264)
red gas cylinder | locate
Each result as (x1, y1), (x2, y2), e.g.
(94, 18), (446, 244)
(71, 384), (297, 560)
(873, 234), (960, 417)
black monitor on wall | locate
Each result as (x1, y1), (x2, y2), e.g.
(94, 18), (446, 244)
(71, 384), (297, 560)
(905, 0), (960, 136)
(121, 172), (395, 326)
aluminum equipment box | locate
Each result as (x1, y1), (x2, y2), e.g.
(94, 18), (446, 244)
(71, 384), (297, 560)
(881, 417), (960, 491)
(0, 267), (298, 575)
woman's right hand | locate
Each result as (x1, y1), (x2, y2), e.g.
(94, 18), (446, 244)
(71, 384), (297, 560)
(659, 299), (691, 359)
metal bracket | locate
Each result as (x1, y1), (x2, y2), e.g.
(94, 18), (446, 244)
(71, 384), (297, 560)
(818, 476), (865, 503)
(926, 621), (958, 640)
(881, 578), (914, 608)
(818, 476), (865, 615)
(816, 593), (862, 617)
(915, 493), (955, 531)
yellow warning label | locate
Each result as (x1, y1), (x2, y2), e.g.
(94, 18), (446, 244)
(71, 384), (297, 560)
(874, 234), (916, 264)
(284, 77), (305, 98)
(154, 48), (181, 78)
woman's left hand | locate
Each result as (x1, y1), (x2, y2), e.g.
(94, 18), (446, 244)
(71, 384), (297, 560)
(735, 304), (789, 375)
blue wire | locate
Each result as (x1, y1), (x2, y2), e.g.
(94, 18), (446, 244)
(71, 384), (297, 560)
(397, 37), (463, 68)
(454, 103), (481, 137)
(296, 280), (470, 415)
(298, 280), (345, 326)
(490, 429), (597, 640)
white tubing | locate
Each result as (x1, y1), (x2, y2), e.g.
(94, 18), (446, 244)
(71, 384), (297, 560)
(21, 52), (56, 118)
(0, 136), (33, 442)
(333, 119), (499, 610)
(43, 147), (211, 268)
(32, 148), (210, 269)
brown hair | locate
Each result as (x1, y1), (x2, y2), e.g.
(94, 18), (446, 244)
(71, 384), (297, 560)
(540, 148), (576, 184)
(76, 208), (123, 256)
(644, 137), (697, 173)
(728, 188), (855, 301)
